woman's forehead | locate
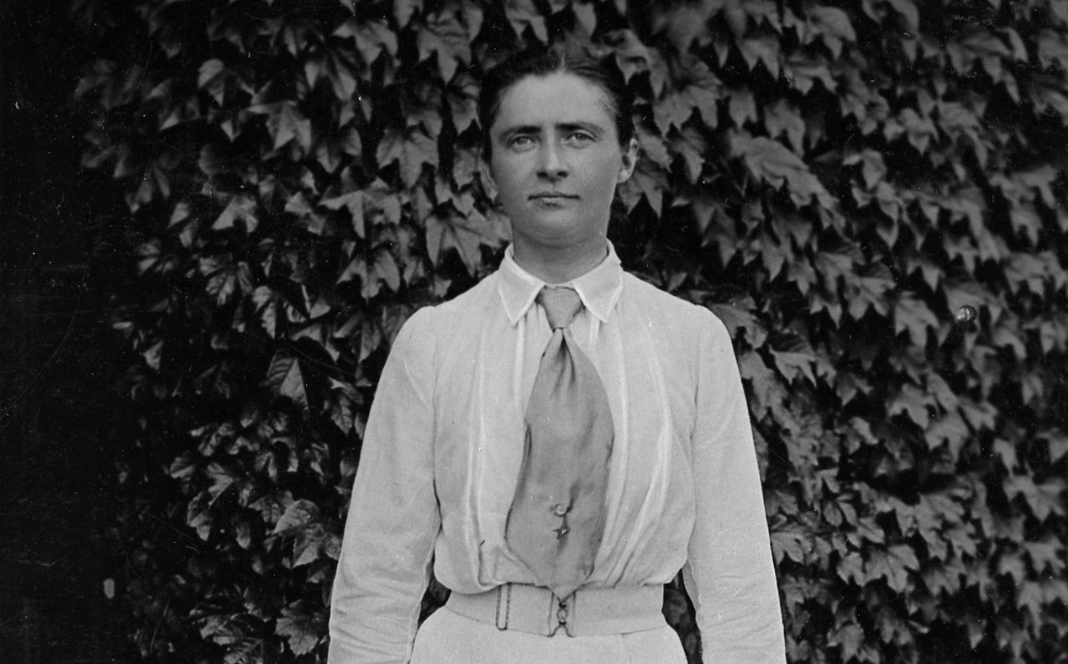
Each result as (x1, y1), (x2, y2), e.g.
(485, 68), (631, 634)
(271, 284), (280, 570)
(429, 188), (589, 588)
(493, 72), (614, 129)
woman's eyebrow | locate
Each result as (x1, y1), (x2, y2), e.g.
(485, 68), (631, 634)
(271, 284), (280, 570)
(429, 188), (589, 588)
(497, 124), (542, 139)
(556, 121), (604, 136)
(496, 121), (605, 140)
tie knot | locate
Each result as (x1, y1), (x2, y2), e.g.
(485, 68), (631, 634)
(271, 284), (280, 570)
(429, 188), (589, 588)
(538, 287), (582, 330)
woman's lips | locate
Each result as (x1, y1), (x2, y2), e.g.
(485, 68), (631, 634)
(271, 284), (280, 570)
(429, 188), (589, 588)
(528, 192), (578, 200)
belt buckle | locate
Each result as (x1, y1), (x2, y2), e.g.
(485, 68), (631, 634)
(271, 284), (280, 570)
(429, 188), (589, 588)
(549, 590), (576, 637)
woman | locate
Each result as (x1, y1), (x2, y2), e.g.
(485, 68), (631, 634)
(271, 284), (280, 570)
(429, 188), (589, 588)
(328, 46), (786, 664)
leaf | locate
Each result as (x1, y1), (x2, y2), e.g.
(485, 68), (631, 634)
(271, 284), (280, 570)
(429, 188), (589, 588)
(1009, 205), (1041, 245)
(293, 533), (320, 567)
(336, 19), (398, 64)
(1004, 476), (1066, 522)
(784, 56), (837, 94)
(894, 295), (938, 346)
(252, 286), (278, 338)
(213, 195), (259, 233)
(1004, 252), (1046, 295)
(843, 149), (887, 189)
(206, 461), (238, 503)
(808, 7), (856, 58)
(885, 108), (936, 154)
(223, 638), (263, 664)
(1044, 430), (1068, 462)
(374, 249), (401, 293)
(889, 383), (931, 428)
(655, 0), (718, 49)
(1038, 29), (1068, 71)
(417, 12), (471, 83)
(619, 160), (668, 214)
(504, 0), (547, 41)
(739, 35), (780, 77)
(343, 250), (402, 299)
(886, 0), (919, 33)
(275, 603), (321, 656)
(404, 93), (444, 138)
(394, 0), (423, 28)
(997, 552), (1027, 585)
(927, 411), (969, 457)
(376, 128), (438, 187)
(654, 62), (721, 133)
(251, 102), (312, 152)
(446, 77), (479, 132)
(205, 264), (243, 306)
(764, 100), (804, 152)
(771, 346), (817, 385)
(727, 88), (758, 128)
(324, 50), (358, 100)
(771, 524), (808, 564)
(251, 490), (293, 525)
(607, 29), (653, 83)
(1025, 538), (1066, 576)
(321, 190), (366, 238)
(829, 622), (865, 661)
(709, 300), (767, 348)
(186, 491), (213, 540)
(729, 132), (834, 208)
(866, 544), (920, 592)
(838, 551), (865, 585)
(738, 349), (785, 420)
(198, 59), (228, 105)
(460, 0), (484, 39)
(846, 264), (894, 319)
(946, 524), (977, 558)
(272, 499), (320, 535)
(327, 382), (357, 434)
(960, 397), (997, 432)
(670, 125), (706, 183)
(426, 209), (501, 274)
(266, 350), (308, 408)
(573, 1), (597, 35)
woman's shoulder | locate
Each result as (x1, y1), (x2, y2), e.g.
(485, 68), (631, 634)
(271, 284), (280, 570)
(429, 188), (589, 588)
(620, 272), (726, 334)
(416, 273), (501, 323)
(395, 273), (502, 344)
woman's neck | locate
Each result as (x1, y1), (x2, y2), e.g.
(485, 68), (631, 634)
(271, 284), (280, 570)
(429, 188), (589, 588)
(512, 239), (609, 284)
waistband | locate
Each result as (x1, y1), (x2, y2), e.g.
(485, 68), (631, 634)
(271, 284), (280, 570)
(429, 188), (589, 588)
(445, 583), (664, 638)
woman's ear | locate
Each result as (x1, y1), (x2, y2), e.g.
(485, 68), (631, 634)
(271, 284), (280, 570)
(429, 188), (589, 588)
(617, 138), (639, 183)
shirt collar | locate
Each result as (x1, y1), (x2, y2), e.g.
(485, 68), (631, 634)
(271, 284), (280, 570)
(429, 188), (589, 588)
(498, 242), (623, 326)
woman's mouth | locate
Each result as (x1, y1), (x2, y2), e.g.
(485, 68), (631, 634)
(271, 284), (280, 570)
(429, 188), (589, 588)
(529, 192), (578, 202)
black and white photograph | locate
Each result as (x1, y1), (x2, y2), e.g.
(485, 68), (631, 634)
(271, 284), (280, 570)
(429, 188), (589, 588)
(2, 1), (1066, 663)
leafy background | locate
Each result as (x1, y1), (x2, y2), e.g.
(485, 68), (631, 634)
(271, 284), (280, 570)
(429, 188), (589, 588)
(44, 0), (1068, 662)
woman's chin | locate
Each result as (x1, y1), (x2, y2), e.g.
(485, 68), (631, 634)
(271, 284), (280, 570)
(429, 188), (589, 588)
(511, 210), (606, 244)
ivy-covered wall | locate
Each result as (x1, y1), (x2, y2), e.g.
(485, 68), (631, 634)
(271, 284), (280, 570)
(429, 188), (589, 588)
(73, 0), (1068, 662)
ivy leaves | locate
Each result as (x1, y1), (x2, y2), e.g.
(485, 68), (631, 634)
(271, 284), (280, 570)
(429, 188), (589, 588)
(75, 0), (1068, 663)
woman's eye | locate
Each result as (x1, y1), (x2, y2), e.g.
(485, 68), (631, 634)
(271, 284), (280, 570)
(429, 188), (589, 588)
(564, 132), (594, 146)
(510, 135), (535, 149)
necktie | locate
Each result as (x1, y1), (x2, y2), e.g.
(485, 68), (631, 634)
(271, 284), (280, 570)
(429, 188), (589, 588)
(506, 286), (614, 598)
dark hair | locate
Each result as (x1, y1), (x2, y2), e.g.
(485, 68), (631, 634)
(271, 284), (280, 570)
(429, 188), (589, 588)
(477, 46), (635, 157)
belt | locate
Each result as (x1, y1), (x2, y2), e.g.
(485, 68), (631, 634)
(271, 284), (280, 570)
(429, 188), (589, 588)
(445, 583), (665, 637)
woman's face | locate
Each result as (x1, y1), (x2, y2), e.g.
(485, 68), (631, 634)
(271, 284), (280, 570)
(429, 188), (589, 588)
(484, 72), (637, 257)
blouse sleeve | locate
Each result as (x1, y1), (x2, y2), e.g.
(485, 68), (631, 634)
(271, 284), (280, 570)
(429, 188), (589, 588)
(328, 308), (440, 664)
(683, 311), (786, 664)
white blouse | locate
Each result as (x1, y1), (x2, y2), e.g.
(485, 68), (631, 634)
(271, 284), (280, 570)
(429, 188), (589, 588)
(328, 244), (786, 663)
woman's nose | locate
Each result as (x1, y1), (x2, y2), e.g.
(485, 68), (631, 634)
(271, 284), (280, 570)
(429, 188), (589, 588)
(537, 141), (568, 180)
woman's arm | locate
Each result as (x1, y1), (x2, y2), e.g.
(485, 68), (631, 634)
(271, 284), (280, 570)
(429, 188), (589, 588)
(684, 311), (786, 664)
(328, 309), (440, 664)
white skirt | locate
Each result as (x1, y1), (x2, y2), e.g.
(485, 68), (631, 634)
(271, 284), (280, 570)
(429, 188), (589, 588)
(409, 606), (687, 664)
